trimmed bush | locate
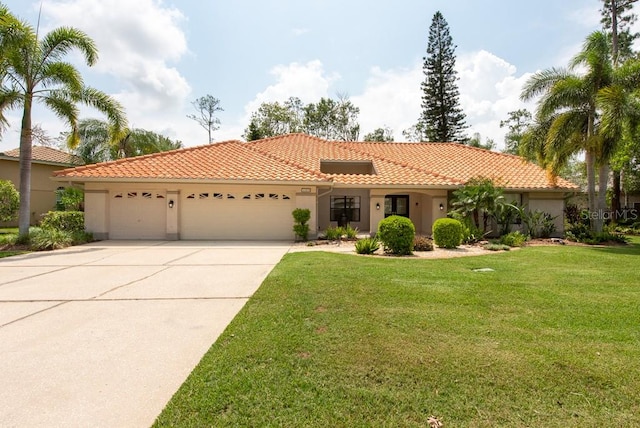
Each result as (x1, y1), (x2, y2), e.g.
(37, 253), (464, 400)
(413, 235), (434, 251)
(292, 208), (311, 241)
(432, 218), (463, 249)
(377, 215), (415, 255)
(499, 231), (527, 247)
(355, 237), (380, 255)
(40, 211), (85, 233)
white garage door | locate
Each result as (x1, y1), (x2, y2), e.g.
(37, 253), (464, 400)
(110, 191), (167, 239)
(181, 190), (296, 240)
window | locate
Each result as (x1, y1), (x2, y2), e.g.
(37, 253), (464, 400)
(213, 193), (223, 199)
(199, 192), (209, 199)
(330, 196), (361, 223)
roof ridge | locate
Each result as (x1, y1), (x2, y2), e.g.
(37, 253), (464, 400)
(335, 141), (465, 185)
(242, 140), (330, 182)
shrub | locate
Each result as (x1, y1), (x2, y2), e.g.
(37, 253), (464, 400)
(292, 208), (311, 241)
(499, 231), (527, 247)
(432, 218), (463, 249)
(355, 237), (380, 255)
(324, 226), (344, 240)
(29, 227), (73, 251)
(377, 215), (415, 255)
(484, 243), (511, 251)
(565, 223), (592, 242)
(56, 187), (84, 211)
(0, 179), (19, 222)
(40, 211), (85, 233)
(413, 235), (434, 251)
(343, 224), (358, 239)
(71, 231), (94, 245)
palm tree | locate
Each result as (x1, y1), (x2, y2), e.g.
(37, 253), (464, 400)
(0, 7), (126, 236)
(521, 31), (614, 232)
(72, 118), (183, 164)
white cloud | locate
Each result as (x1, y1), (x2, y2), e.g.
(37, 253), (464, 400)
(42, 0), (191, 114)
(219, 60), (340, 140)
(20, 0), (200, 146)
(350, 50), (535, 148)
(351, 64), (422, 140)
(457, 50), (535, 148)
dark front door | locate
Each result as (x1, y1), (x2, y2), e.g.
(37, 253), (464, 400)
(384, 195), (409, 218)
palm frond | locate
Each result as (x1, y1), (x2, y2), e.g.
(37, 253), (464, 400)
(39, 26), (98, 66)
(36, 62), (83, 93)
(520, 67), (572, 101)
(76, 86), (128, 138)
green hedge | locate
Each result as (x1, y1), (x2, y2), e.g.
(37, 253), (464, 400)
(432, 218), (463, 249)
(377, 215), (415, 255)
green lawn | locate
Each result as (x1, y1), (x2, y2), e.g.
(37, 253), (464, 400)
(155, 241), (640, 427)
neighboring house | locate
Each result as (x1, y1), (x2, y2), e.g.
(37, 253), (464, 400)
(0, 146), (84, 227)
(52, 133), (578, 240)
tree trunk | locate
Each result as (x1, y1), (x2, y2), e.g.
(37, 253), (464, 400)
(585, 150), (597, 231)
(595, 163), (610, 233)
(18, 96), (33, 237)
(612, 169), (621, 220)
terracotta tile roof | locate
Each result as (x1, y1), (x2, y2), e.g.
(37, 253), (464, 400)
(340, 141), (578, 190)
(1, 146), (83, 166)
(53, 140), (328, 183)
(53, 133), (578, 191)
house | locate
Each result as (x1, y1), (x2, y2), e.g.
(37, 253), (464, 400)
(52, 134), (578, 240)
(0, 146), (84, 227)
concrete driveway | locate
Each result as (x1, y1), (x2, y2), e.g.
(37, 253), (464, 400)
(0, 240), (291, 427)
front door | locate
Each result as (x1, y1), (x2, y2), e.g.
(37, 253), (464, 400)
(384, 195), (409, 218)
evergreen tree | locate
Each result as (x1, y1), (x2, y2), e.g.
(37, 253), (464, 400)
(419, 11), (467, 142)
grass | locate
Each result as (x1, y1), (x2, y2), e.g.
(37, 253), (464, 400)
(154, 240), (640, 427)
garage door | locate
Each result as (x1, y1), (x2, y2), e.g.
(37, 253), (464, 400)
(110, 191), (167, 239)
(181, 190), (296, 240)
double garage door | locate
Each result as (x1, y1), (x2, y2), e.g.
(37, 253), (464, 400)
(108, 188), (296, 240)
(180, 190), (296, 240)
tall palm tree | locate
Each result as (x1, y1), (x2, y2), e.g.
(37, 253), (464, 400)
(521, 31), (614, 232)
(0, 5), (126, 236)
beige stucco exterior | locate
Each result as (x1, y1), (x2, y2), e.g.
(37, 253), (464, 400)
(0, 158), (72, 227)
(83, 182), (317, 240)
(79, 183), (570, 241)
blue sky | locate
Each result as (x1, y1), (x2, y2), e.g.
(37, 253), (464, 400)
(0, 0), (625, 152)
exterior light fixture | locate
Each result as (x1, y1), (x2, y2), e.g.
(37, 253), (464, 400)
(439, 203), (444, 211)
(376, 202), (380, 210)
(169, 200), (174, 208)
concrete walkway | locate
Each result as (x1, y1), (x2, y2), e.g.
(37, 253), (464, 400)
(0, 241), (291, 428)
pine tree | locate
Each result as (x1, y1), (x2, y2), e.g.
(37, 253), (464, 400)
(419, 11), (467, 142)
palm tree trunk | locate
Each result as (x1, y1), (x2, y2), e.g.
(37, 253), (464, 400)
(18, 96), (33, 237)
(596, 163), (610, 233)
(585, 150), (597, 230)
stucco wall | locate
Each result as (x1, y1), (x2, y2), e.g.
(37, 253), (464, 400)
(527, 193), (565, 237)
(0, 159), (66, 226)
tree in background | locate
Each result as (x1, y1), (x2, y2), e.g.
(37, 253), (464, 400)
(0, 5), (126, 237)
(243, 95), (361, 141)
(500, 109), (533, 156)
(187, 95), (223, 143)
(467, 132), (495, 150)
(303, 95), (360, 141)
(363, 126), (394, 142)
(243, 97), (303, 141)
(71, 118), (182, 164)
(600, 0), (639, 214)
(417, 11), (467, 142)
